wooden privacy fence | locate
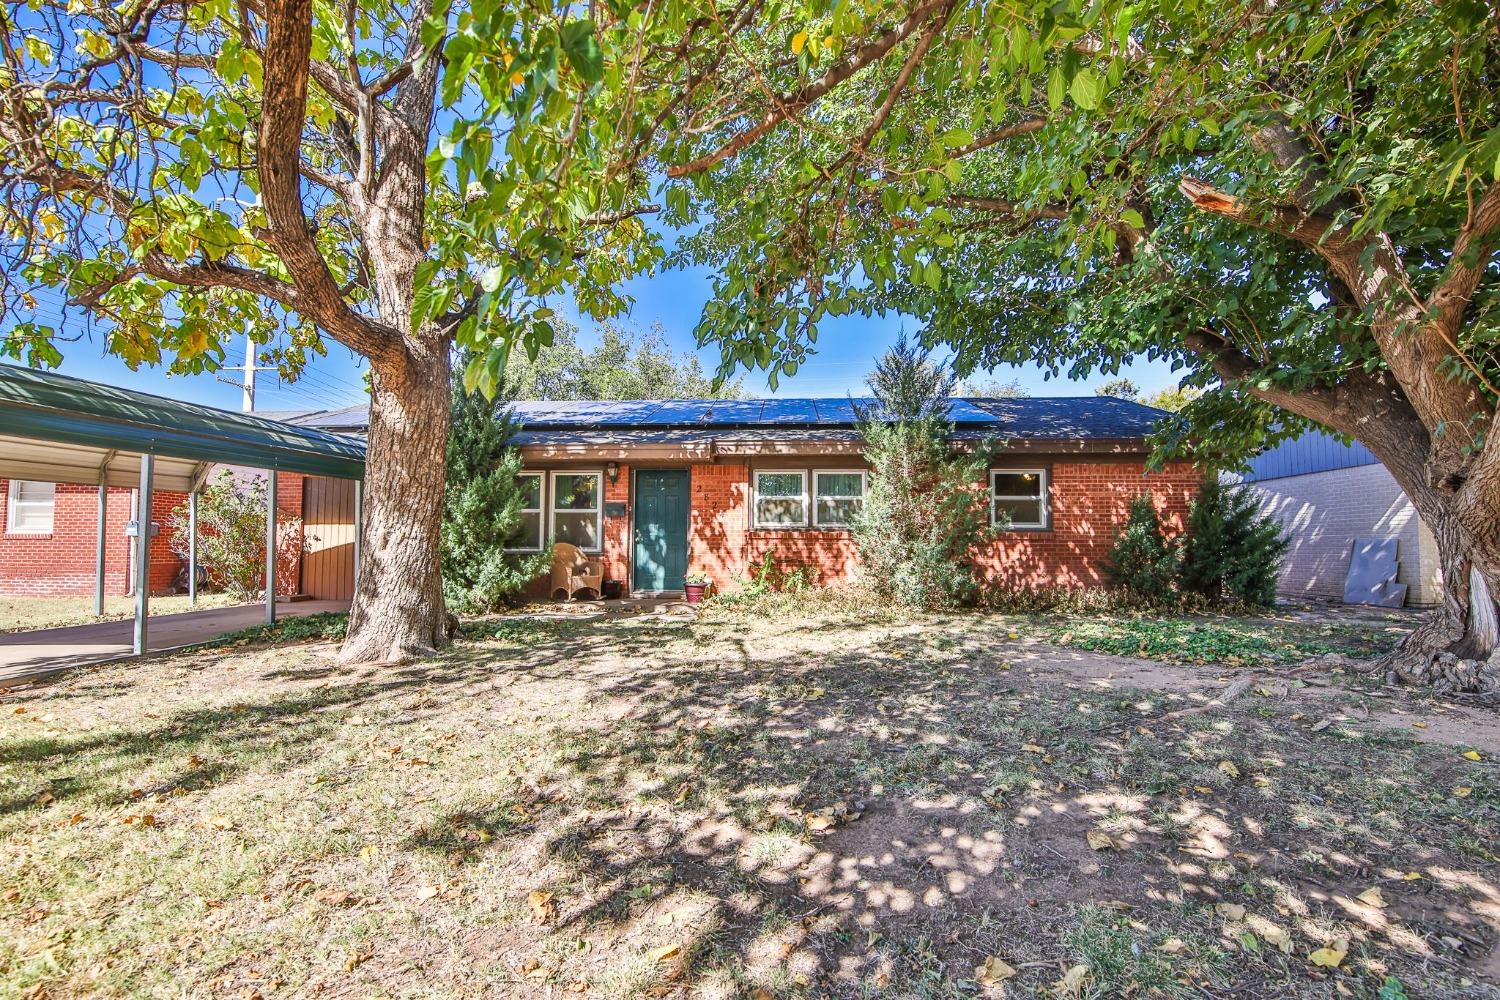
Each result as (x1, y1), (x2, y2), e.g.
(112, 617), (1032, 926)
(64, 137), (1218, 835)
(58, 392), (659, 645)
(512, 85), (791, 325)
(300, 476), (356, 600)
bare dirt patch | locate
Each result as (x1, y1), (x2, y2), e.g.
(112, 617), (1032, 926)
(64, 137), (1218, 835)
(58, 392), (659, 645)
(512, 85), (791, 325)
(1, 606), (1496, 998)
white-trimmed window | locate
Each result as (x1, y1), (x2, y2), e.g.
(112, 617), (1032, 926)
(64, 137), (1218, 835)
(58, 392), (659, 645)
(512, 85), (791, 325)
(506, 472), (544, 551)
(550, 471), (602, 551)
(991, 469), (1048, 529)
(813, 470), (866, 527)
(7, 480), (54, 534)
(754, 470), (807, 527)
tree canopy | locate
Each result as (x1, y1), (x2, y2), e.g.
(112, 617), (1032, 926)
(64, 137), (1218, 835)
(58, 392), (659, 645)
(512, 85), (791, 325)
(612, 0), (1495, 466)
(601, 0), (1500, 679)
(506, 320), (742, 400)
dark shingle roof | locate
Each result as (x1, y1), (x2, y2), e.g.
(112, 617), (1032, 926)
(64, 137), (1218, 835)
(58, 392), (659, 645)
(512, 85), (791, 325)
(258, 396), (1169, 444)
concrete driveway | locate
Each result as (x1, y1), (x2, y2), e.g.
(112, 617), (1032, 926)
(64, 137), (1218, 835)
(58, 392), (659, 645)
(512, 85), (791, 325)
(0, 600), (350, 686)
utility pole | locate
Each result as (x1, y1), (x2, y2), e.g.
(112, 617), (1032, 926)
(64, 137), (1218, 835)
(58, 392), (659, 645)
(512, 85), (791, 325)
(216, 333), (276, 412)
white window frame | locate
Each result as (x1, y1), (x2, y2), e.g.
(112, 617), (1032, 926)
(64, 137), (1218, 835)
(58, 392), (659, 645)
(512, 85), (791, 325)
(547, 470), (604, 553)
(990, 468), (1049, 530)
(7, 480), (55, 535)
(505, 472), (545, 552)
(753, 469), (809, 528)
(812, 469), (867, 529)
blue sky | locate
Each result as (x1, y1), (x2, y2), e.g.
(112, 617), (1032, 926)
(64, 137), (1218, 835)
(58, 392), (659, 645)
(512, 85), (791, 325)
(26, 259), (1182, 413)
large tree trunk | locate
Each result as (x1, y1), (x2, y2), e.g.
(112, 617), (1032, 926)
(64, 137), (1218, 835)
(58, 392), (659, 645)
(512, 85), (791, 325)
(338, 337), (454, 664)
(1364, 482), (1500, 695)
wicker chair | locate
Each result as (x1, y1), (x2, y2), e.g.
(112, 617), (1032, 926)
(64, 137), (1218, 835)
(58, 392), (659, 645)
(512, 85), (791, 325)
(550, 543), (604, 601)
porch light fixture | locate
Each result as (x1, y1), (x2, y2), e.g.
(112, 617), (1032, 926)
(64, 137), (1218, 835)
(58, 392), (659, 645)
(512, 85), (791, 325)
(606, 461), (620, 483)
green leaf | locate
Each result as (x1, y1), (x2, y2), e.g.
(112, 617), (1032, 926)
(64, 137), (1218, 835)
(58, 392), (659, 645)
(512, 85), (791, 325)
(560, 20), (604, 84)
(1120, 208), (1146, 230)
(1069, 67), (1103, 110)
(1046, 64), (1066, 111)
(1300, 26), (1333, 61)
(940, 128), (974, 150)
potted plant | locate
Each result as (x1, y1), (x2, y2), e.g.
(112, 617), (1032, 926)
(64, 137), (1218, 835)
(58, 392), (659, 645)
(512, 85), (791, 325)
(683, 571), (712, 604)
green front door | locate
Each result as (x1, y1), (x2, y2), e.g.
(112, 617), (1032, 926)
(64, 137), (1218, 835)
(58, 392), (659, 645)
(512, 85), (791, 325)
(633, 470), (690, 592)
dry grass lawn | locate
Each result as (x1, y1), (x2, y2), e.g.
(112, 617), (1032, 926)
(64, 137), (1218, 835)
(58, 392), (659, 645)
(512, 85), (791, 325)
(0, 593), (243, 634)
(2, 600), (1498, 998)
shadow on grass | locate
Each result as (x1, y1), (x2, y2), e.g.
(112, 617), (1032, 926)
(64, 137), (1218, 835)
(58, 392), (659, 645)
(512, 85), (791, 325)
(0, 619), (590, 818)
(394, 623), (1496, 996)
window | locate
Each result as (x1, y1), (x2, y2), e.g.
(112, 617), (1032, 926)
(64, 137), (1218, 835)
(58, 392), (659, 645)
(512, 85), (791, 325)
(550, 471), (602, 551)
(7, 480), (54, 534)
(754, 470), (807, 527)
(506, 473), (544, 551)
(813, 470), (866, 527)
(991, 469), (1047, 529)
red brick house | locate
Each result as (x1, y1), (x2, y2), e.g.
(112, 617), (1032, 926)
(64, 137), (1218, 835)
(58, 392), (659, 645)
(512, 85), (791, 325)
(0, 393), (1194, 601)
(496, 396), (1198, 595)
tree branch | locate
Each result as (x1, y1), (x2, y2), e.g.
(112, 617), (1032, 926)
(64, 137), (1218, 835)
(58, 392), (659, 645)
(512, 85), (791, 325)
(950, 118), (1048, 157)
(1427, 178), (1500, 343)
(259, 0), (398, 359)
(665, 0), (956, 178)
(1179, 175), (1493, 450)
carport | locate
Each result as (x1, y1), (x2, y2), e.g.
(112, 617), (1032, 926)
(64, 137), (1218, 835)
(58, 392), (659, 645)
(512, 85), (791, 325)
(0, 365), (366, 656)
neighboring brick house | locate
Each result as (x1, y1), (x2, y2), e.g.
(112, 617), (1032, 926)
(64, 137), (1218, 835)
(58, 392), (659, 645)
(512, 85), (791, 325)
(0, 480), (182, 596)
(485, 395), (1199, 596)
(1229, 432), (1440, 606)
(0, 471), (340, 598)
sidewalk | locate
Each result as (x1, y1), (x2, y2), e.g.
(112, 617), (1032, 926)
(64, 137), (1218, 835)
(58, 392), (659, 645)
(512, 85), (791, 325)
(0, 600), (350, 686)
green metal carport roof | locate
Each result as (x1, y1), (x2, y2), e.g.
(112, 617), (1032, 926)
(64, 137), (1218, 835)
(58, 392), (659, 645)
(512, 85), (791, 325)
(0, 364), (366, 491)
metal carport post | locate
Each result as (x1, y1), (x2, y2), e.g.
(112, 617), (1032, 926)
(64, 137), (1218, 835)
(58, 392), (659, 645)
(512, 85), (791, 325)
(133, 455), (153, 655)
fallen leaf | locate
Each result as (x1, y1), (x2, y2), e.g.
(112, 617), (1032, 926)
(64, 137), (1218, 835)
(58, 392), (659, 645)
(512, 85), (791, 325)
(1218, 760), (1240, 779)
(1411, 722), (1428, 729)
(1462, 750), (1483, 761)
(1021, 743), (1045, 754)
(1249, 918), (1294, 954)
(1309, 945), (1347, 968)
(1401, 871), (1423, 881)
(1310, 719), (1332, 732)
(1454, 786), (1473, 798)
(974, 955), (1016, 985)
(649, 943), (681, 962)
(1086, 829), (1121, 851)
(1158, 937), (1187, 954)
(1052, 964), (1089, 996)
(528, 889), (556, 924)
(312, 887), (354, 907)
(1356, 887), (1387, 909)
(207, 815), (234, 830)
(415, 885), (439, 902)
(1215, 902), (1247, 922)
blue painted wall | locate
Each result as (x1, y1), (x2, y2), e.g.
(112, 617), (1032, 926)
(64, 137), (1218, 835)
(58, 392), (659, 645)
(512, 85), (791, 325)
(1233, 431), (1380, 484)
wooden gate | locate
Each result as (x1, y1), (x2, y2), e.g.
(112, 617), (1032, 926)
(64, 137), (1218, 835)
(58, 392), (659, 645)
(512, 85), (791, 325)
(300, 476), (356, 600)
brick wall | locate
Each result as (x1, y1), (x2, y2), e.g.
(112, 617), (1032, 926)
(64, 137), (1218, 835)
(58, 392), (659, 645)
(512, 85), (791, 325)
(972, 460), (1200, 590)
(0, 479), (189, 597)
(0, 471), (316, 599)
(579, 456), (1198, 594)
(1236, 463), (1440, 606)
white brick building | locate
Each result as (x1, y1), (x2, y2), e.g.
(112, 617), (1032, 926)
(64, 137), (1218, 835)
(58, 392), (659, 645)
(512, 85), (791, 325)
(1231, 433), (1441, 607)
